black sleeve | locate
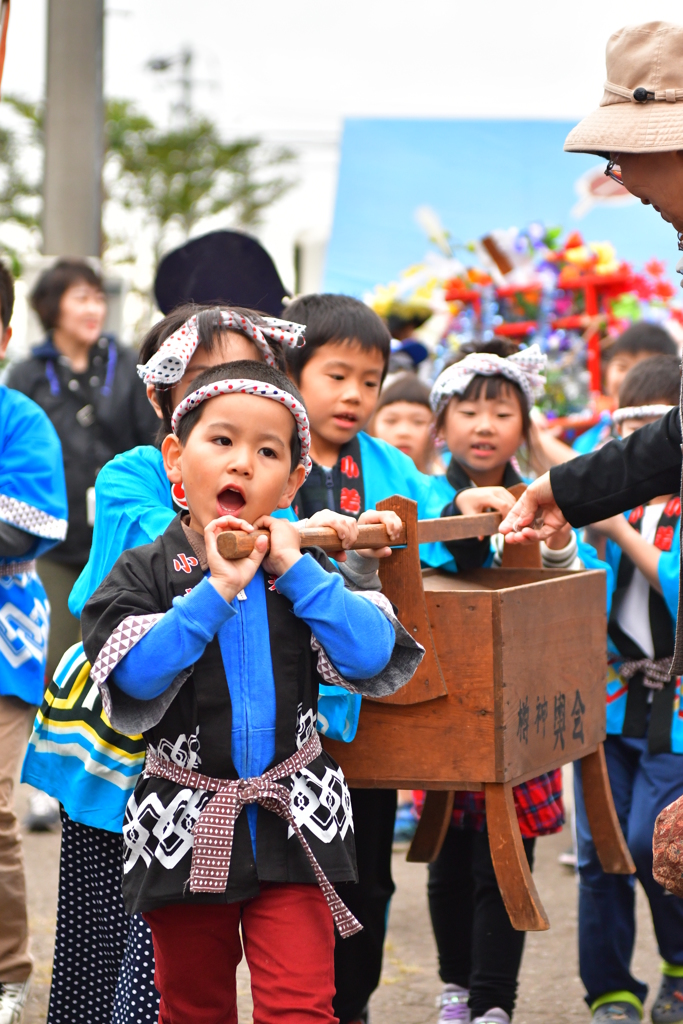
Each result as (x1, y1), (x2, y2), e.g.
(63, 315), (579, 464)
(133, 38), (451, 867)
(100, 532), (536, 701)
(550, 407), (682, 527)
(440, 500), (491, 571)
(81, 540), (167, 666)
(0, 522), (36, 557)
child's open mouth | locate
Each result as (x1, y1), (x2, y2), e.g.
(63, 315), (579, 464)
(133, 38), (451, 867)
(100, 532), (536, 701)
(217, 487), (246, 516)
(333, 413), (358, 429)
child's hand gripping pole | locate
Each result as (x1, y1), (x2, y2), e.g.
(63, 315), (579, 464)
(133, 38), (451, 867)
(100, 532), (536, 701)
(215, 507), (510, 560)
(216, 521), (408, 560)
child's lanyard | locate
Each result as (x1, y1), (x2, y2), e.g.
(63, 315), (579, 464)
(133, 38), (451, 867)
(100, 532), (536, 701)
(45, 338), (118, 398)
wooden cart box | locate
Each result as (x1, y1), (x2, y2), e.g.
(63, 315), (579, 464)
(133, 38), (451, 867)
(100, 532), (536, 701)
(321, 495), (633, 931)
(325, 565), (607, 789)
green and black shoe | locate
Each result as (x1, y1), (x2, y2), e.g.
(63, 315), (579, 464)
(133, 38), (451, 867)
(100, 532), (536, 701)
(652, 974), (683, 1024)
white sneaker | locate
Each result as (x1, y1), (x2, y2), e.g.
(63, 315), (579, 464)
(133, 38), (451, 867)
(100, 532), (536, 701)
(0, 980), (30, 1024)
(437, 984), (471, 1022)
(25, 791), (60, 832)
(472, 1010), (510, 1024)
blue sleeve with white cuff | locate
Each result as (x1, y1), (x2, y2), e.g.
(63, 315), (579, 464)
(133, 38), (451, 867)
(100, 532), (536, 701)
(275, 553), (395, 679)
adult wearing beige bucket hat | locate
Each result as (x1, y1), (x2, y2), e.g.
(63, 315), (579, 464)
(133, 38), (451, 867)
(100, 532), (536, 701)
(565, 21), (683, 245)
(499, 20), (683, 1024)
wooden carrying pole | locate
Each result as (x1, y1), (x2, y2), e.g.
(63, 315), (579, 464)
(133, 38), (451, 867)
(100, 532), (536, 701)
(216, 511), (503, 559)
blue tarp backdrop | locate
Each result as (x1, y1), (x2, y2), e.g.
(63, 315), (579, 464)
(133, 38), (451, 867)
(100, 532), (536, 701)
(323, 119), (677, 297)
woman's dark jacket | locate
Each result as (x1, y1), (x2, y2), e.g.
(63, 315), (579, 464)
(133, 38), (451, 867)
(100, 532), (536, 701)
(550, 405), (683, 669)
(7, 335), (159, 564)
(550, 408), (682, 526)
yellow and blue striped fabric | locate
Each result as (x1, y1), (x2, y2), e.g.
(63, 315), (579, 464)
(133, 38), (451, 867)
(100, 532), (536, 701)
(21, 641), (145, 832)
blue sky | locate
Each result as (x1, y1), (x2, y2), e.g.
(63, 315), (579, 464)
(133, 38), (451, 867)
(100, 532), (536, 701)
(324, 119), (677, 296)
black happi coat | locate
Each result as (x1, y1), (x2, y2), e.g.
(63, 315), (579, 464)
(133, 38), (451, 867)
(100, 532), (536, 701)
(82, 516), (372, 915)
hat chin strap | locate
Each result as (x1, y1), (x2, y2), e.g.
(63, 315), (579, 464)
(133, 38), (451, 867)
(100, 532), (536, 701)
(604, 80), (683, 103)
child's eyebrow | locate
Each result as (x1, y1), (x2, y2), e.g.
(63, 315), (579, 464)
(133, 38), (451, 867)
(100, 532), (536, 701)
(206, 419), (287, 449)
(322, 358), (382, 375)
(255, 432), (286, 449)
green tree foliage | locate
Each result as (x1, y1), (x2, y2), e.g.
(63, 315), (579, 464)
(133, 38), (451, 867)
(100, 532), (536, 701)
(0, 95), (294, 265)
(105, 99), (294, 259)
(0, 96), (43, 272)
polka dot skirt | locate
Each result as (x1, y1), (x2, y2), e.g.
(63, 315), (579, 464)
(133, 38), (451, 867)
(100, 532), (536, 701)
(47, 810), (160, 1024)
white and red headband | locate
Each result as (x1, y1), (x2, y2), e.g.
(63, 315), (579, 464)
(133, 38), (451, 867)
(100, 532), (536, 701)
(172, 378), (312, 478)
(429, 344), (547, 414)
(137, 311), (307, 385)
(612, 404), (675, 425)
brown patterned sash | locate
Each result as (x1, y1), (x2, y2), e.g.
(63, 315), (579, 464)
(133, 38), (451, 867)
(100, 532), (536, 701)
(620, 656), (673, 691)
(0, 559), (35, 577)
(144, 731), (362, 938)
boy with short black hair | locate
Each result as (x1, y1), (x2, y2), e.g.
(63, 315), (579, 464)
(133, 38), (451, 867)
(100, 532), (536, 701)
(539, 323), (679, 462)
(576, 354), (683, 1024)
(81, 359), (421, 1024)
(285, 294), (447, 1024)
(603, 322), (677, 400)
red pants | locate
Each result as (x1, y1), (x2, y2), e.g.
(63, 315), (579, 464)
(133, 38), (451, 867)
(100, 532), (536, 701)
(144, 883), (337, 1024)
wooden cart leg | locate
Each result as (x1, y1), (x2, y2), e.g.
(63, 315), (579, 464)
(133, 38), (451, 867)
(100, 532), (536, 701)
(580, 744), (635, 875)
(406, 791), (455, 863)
(484, 782), (550, 932)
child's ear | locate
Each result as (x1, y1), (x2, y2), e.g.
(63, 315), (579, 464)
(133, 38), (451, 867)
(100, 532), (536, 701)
(277, 464), (306, 508)
(0, 325), (12, 361)
(161, 433), (183, 484)
(146, 384), (165, 421)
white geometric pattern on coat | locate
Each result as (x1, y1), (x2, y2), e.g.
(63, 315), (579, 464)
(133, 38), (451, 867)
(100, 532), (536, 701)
(288, 763), (354, 845)
(122, 754), (353, 872)
(0, 569), (38, 591)
(295, 703), (316, 750)
(122, 786), (212, 873)
(0, 492), (67, 539)
(0, 597), (49, 668)
(156, 729), (202, 770)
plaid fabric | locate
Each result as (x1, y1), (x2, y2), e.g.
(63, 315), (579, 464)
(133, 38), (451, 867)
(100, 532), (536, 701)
(413, 768), (564, 839)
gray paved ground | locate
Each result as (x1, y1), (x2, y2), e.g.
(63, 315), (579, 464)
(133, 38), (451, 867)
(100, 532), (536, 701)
(18, 782), (662, 1024)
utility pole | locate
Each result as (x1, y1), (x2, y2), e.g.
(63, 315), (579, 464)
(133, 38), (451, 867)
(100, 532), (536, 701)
(42, 0), (104, 257)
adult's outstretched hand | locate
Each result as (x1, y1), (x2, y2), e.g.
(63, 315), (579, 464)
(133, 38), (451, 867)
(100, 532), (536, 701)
(499, 471), (568, 544)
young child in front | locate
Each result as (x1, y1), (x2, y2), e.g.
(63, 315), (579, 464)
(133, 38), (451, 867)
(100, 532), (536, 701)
(285, 293), (447, 1024)
(425, 344), (602, 1024)
(574, 354), (683, 1024)
(80, 360), (421, 1024)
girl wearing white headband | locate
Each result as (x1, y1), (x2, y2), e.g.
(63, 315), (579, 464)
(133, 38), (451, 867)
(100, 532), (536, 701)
(139, 304), (304, 437)
(424, 341), (608, 1024)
